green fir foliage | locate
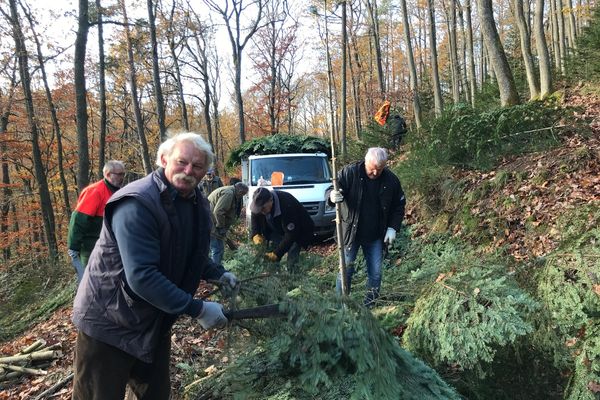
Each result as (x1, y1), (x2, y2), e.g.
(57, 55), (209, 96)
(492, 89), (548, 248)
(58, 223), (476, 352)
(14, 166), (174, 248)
(400, 236), (538, 374)
(226, 134), (331, 168)
(406, 100), (565, 170)
(535, 204), (600, 399)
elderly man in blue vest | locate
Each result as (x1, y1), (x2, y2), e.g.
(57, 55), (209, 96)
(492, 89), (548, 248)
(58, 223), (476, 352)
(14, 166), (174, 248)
(71, 132), (237, 399)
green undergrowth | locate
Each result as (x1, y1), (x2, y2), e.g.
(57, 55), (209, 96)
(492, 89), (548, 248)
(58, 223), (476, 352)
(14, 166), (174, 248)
(0, 257), (75, 341)
(185, 244), (459, 400)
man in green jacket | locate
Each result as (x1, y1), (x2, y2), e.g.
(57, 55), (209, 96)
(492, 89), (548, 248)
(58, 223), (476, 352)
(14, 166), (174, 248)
(67, 160), (125, 284)
(208, 182), (248, 264)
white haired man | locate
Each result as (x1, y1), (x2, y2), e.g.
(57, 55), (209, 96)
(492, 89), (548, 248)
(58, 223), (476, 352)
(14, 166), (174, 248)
(71, 132), (237, 399)
(328, 147), (406, 307)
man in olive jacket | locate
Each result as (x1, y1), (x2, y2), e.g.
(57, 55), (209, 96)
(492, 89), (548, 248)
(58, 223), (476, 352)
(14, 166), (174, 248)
(249, 187), (314, 271)
(328, 147), (406, 306)
(208, 182), (248, 264)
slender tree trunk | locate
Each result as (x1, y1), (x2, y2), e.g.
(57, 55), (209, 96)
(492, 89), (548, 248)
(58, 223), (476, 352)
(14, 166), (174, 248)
(566, 0), (577, 48)
(167, 2), (189, 131)
(364, 0), (385, 96)
(147, 0), (166, 142)
(477, 0), (520, 106)
(514, 0), (540, 99)
(322, 0), (339, 148)
(341, 1), (348, 157)
(458, 1), (469, 101)
(22, 4), (71, 213)
(96, 0), (108, 180)
(555, 0), (567, 71)
(9, 0), (58, 259)
(550, 0), (561, 69)
(535, 0), (553, 97)
(427, 0), (444, 115)
(0, 69), (16, 260)
(400, 0), (422, 127)
(464, 0), (477, 106)
(120, 0), (152, 173)
(447, 0), (461, 103)
(74, 0), (90, 191)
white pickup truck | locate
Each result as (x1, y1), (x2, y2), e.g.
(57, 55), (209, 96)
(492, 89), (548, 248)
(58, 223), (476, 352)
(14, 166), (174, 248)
(241, 153), (335, 238)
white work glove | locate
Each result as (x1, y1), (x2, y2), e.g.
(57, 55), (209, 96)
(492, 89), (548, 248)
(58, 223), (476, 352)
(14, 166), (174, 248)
(383, 227), (396, 245)
(219, 271), (238, 289)
(329, 189), (344, 203)
(68, 249), (80, 259)
(197, 301), (228, 329)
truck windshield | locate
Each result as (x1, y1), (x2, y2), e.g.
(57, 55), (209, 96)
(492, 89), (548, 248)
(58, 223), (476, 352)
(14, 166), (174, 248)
(251, 156), (331, 186)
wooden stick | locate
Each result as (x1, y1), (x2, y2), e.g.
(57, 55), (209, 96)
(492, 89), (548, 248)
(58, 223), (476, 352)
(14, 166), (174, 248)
(32, 372), (74, 400)
(19, 339), (46, 355)
(0, 350), (62, 365)
(0, 363), (47, 375)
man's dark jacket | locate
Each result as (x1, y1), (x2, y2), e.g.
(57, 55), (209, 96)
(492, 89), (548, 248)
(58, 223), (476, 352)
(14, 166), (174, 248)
(329, 161), (406, 251)
(72, 170), (224, 362)
(250, 190), (315, 259)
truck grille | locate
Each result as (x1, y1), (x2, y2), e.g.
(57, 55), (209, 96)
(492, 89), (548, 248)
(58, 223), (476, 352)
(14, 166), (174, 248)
(302, 201), (320, 216)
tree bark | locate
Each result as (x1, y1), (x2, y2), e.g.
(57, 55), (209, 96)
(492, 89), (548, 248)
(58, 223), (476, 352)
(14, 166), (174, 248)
(74, 0), (90, 191)
(476, 0), (520, 106)
(95, 0), (108, 180)
(120, 0), (152, 173)
(514, 0), (540, 99)
(341, 1), (348, 156)
(400, 0), (422, 127)
(8, 0), (58, 259)
(364, 0), (385, 96)
(535, 0), (553, 97)
(147, 0), (166, 142)
(427, 0), (444, 115)
(21, 3), (71, 214)
(464, 0), (477, 106)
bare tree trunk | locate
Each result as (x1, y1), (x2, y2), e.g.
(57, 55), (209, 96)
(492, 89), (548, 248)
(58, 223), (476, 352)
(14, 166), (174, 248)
(147, 0), (166, 142)
(120, 0), (152, 173)
(549, 0), (561, 69)
(555, 0), (567, 72)
(476, 0), (520, 106)
(427, 0), (444, 115)
(535, 0), (553, 97)
(457, 1), (470, 101)
(21, 3), (71, 213)
(204, 0), (264, 145)
(400, 0), (422, 127)
(165, 1), (189, 131)
(447, 0), (461, 103)
(364, 0), (385, 96)
(0, 67), (16, 260)
(8, 0), (58, 259)
(74, 0), (90, 191)
(565, 0), (577, 49)
(320, 0), (339, 150)
(341, 1), (348, 157)
(95, 0), (108, 179)
(514, 0), (540, 99)
(464, 0), (477, 106)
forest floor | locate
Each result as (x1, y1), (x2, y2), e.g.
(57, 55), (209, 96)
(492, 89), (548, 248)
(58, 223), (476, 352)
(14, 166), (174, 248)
(1, 86), (599, 400)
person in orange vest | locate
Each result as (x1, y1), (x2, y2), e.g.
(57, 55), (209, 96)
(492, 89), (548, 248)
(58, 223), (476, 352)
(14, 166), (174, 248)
(67, 160), (126, 284)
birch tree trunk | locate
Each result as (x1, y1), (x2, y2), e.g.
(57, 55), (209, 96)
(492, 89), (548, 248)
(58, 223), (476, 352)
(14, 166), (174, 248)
(534, 0), (553, 97)
(427, 0), (444, 115)
(400, 0), (422, 127)
(555, 0), (567, 72)
(476, 0), (520, 106)
(514, 0), (540, 99)
(550, 0), (561, 70)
